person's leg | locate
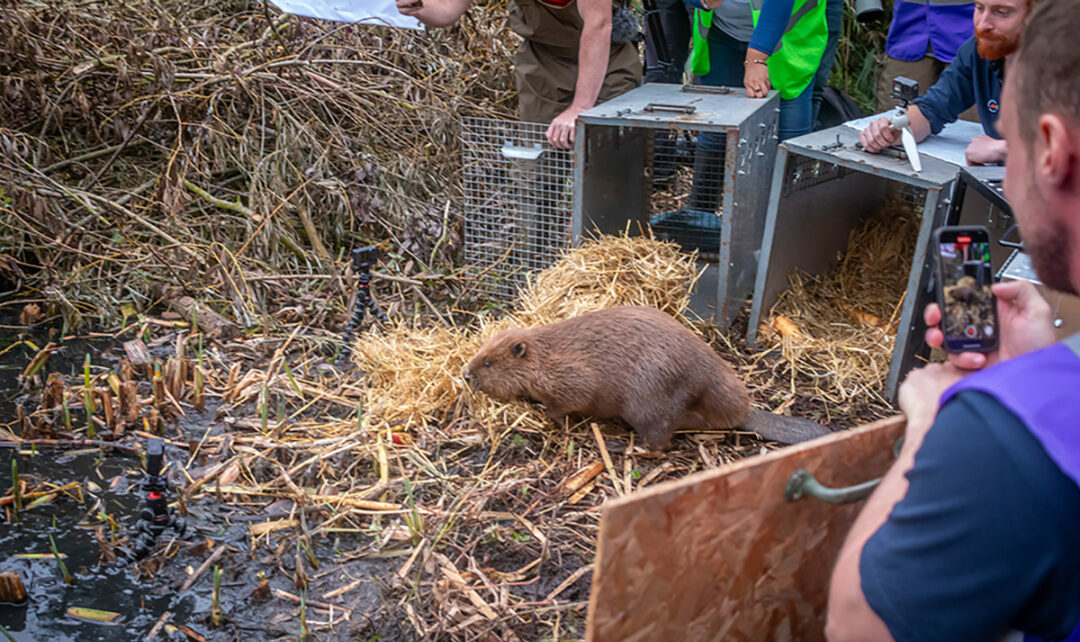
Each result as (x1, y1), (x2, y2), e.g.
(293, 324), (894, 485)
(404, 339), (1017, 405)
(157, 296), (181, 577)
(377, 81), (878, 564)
(668, 0), (692, 78)
(643, 0), (692, 83)
(645, 0), (693, 178)
(689, 29), (747, 212)
(812, 0), (844, 128)
(874, 54), (941, 113)
(778, 83), (815, 141)
(515, 41), (574, 124)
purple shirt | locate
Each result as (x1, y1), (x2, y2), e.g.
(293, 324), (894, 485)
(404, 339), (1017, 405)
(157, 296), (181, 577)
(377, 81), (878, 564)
(885, 0), (974, 63)
(941, 334), (1080, 641)
(940, 335), (1080, 488)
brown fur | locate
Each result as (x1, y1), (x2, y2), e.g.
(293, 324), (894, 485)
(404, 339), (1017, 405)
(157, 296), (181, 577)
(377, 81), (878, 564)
(464, 306), (752, 450)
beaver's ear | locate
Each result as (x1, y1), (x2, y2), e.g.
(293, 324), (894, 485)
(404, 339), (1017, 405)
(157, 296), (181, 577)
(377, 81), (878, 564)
(511, 341), (527, 358)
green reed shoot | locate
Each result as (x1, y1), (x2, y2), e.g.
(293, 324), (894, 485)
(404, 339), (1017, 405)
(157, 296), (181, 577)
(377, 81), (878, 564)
(10, 459), (21, 521)
(194, 334), (205, 410)
(260, 380), (269, 433)
(49, 533), (73, 584)
(282, 359), (303, 399)
(82, 354), (95, 414)
(299, 587), (309, 641)
(211, 565), (224, 627)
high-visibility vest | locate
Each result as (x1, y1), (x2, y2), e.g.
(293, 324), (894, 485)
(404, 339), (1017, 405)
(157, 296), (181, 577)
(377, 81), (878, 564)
(690, 9), (713, 76)
(750, 0), (827, 99)
(690, 0), (827, 100)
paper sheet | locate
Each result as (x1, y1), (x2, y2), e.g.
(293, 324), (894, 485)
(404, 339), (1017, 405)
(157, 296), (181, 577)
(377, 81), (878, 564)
(271, 0), (424, 30)
(845, 111), (987, 168)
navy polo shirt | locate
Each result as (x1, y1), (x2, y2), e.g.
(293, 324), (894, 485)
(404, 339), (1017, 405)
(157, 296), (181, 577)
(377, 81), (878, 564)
(860, 391), (1080, 641)
(912, 36), (1004, 139)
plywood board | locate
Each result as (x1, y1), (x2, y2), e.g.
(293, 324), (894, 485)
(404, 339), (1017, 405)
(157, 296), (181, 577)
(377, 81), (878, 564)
(586, 415), (906, 642)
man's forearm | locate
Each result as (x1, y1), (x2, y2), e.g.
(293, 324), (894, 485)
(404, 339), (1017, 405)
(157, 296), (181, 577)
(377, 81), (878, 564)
(909, 104), (932, 143)
(571, 14), (611, 110)
(825, 436), (924, 641)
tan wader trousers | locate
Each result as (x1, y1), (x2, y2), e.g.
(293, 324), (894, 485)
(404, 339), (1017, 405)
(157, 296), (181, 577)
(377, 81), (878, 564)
(509, 0), (642, 124)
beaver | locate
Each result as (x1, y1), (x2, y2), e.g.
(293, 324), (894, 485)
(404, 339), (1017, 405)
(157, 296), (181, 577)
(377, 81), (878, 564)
(463, 306), (830, 450)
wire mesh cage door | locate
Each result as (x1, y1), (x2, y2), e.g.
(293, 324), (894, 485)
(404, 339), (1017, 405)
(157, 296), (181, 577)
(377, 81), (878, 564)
(648, 124), (726, 256)
(462, 117), (574, 301)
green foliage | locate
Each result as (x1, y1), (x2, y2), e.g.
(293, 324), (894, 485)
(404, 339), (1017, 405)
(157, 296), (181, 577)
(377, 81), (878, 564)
(831, 3), (892, 114)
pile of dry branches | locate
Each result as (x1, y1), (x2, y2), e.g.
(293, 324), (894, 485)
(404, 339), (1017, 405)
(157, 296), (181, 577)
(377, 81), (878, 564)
(0, 0), (517, 330)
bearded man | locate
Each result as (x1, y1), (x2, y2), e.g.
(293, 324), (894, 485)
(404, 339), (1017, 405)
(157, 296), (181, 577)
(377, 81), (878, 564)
(827, 0), (1080, 639)
(859, 0), (1032, 166)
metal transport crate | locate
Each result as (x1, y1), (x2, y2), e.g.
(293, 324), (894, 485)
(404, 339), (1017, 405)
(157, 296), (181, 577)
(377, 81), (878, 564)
(572, 83), (781, 330)
(952, 165), (1080, 340)
(948, 165), (1017, 273)
(462, 117), (574, 300)
(746, 125), (962, 399)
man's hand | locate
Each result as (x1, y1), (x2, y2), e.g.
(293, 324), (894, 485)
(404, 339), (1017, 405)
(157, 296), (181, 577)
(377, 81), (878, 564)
(396, 0), (424, 16)
(395, 0), (471, 27)
(925, 279), (1056, 370)
(965, 133), (1008, 165)
(546, 104), (586, 149)
(859, 117), (902, 153)
(896, 362), (967, 452)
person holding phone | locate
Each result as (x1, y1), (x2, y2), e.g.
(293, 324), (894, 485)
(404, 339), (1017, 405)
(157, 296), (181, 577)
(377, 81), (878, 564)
(397, 0), (641, 149)
(826, 0), (1080, 640)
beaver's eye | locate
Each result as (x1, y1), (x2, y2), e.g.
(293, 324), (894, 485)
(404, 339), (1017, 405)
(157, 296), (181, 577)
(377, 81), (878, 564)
(483, 360), (491, 368)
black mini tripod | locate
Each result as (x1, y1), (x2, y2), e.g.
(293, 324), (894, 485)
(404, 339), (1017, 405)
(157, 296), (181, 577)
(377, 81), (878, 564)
(130, 438), (186, 560)
(340, 246), (388, 359)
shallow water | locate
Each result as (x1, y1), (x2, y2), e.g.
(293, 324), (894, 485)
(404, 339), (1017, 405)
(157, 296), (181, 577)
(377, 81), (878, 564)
(0, 323), (192, 640)
(0, 448), (197, 640)
(0, 320), (402, 641)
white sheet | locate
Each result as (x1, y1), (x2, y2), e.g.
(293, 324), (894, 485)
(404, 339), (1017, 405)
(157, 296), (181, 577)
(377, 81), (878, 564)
(271, 0), (424, 30)
(845, 111), (987, 168)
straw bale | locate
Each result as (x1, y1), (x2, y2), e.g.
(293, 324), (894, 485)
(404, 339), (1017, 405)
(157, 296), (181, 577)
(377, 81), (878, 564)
(352, 235), (701, 435)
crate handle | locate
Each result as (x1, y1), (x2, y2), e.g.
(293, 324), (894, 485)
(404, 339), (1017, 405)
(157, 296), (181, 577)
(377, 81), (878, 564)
(500, 143), (545, 160)
(644, 103), (696, 114)
(784, 469), (881, 504)
(998, 223), (1024, 251)
(680, 84), (734, 95)
(783, 438), (904, 505)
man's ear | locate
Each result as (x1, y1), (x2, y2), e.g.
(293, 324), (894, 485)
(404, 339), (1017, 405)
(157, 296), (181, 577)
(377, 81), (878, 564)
(511, 341), (527, 358)
(1037, 113), (1073, 188)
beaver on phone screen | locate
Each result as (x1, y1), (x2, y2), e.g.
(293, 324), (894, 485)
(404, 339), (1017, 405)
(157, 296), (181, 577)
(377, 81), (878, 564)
(463, 306), (830, 450)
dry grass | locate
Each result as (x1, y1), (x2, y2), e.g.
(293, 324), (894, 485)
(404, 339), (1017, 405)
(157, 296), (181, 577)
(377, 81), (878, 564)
(756, 204), (920, 405)
(352, 235), (702, 438)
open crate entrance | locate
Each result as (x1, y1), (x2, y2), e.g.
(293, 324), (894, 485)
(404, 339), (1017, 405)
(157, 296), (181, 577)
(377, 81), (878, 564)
(747, 126), (961, 399)
(647, 127), (725, 256)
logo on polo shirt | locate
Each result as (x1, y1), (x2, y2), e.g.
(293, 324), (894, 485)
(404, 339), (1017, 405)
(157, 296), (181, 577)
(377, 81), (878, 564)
(987, 99), (999, 114)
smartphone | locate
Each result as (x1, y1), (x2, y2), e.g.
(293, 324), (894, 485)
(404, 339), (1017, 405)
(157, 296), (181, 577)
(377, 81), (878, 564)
(933, 226), (999, 353)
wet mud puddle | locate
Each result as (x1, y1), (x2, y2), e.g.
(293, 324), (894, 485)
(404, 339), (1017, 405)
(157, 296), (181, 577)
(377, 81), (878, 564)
(0, 323), (397, 641)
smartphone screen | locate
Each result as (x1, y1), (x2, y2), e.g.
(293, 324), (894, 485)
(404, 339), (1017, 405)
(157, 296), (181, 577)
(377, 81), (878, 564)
(935, 226), (999, 353)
